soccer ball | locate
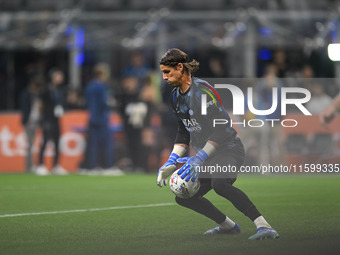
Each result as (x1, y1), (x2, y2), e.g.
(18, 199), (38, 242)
(169, 169), (200, 199)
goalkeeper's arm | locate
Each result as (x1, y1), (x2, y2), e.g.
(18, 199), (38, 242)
(157, 144), (188, 187)
(157, 119), (190, 187)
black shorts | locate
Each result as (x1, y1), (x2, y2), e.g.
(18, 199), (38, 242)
(194, 138), (245, 196)
(193, 177), (236, 198)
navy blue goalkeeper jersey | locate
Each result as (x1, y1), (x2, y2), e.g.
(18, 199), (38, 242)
(171, 77), (240, 152)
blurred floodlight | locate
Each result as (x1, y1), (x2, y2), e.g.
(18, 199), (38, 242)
(135, 22), (145, 31)
(33, 38), (43, 48)
(315, 22), (325, 32)
(133, 37), (144, 48)
(121, 38), (132, 47)
(147, 8), (158, 18)
(47, 24), (57, 34)
(223, 37), (234, 47)
(211, 37), (223, 47)
(224, 22), (235, 32)
(60, 9), (71, 18)
(236, 8), (247, 17)
(236, 22), (247, 32)
(328, 43), (340, 61)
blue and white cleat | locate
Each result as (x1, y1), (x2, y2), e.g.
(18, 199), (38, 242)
(248, 227), (280, 240)
(204, 223), (241, 235)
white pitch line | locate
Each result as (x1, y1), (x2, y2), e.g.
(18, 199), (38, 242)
(0, 203), (176, 218)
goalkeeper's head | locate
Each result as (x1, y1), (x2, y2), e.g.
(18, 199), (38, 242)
(159, 48), (199, 88)
(159, 48), (199, 74)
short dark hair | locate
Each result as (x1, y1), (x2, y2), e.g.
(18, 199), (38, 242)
(159, 48), (199, 73)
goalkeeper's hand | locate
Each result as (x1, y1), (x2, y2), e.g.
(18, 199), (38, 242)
(156, 153), (180, 187)
(177, 150), (208, 182)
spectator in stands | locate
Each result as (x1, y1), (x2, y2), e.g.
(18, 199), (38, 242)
(256, 64), (283, 119)
(208, 57), (225, 78)
(273, 50), (287, 78)
(117, 76), (149, 172)
(117, 73), (163, 172)
(36, 69), (68, 175)
(65, 89), (85, 110)
(319, 92), (340, 126)
(139, 76), (162, 172)
(122, 52), (151, 78)
(20, 76), (43, 173)
(84, 63), (121, 174)
(301, 64), (314, 79)
(247, 64), (285, 166)
(305, 83), (333, 115)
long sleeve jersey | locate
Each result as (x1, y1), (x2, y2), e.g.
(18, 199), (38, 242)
(171, 77), (240, 151)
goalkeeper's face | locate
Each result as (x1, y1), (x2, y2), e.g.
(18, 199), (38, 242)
(160, 64), (183, 87)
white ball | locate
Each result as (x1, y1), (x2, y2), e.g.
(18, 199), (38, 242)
(169, 169), (200, 199)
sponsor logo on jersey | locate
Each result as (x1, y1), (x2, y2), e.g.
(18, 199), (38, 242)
(182, 118), (202, 132)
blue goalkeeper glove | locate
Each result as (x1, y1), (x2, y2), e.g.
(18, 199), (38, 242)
(177, 150), (208, 182)
(157, 153), (179, 187)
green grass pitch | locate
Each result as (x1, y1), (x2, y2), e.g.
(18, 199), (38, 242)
(1, 174), (340, 255)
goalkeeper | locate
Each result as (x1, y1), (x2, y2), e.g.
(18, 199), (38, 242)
(157, 48), (279, 240)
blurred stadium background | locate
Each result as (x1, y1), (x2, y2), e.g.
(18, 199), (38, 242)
(0, 0), (339, 173)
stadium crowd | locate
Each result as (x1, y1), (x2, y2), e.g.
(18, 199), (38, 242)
(2, 48), (338, 174)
